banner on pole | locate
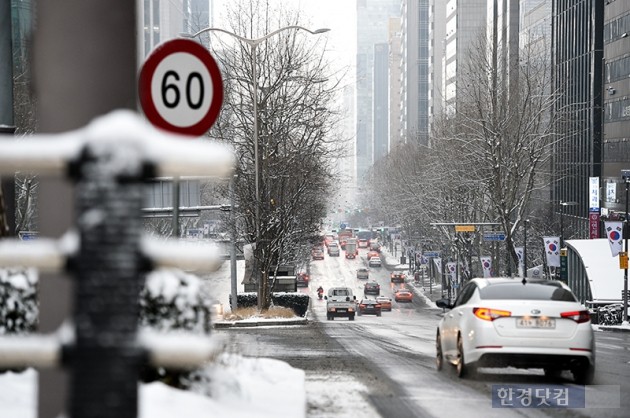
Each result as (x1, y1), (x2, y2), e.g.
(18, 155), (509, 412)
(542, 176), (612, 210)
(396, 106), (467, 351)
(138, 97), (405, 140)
(433, 257), (442, 274)
(480, 256), (492, 278)
(543, 236), (561, 267)
(605, 221), (623, 257)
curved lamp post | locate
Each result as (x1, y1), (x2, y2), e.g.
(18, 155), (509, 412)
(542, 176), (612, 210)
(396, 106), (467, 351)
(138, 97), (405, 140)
(182, 25), (329, 306)
(559, 201), (578, 247)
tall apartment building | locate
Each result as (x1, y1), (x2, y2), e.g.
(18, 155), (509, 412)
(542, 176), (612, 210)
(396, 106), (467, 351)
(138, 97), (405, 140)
(443, 0), (488, 115)
(601, 0), (630, 218)
(356, 0), (400, 182)
(551, 0), (604, 228)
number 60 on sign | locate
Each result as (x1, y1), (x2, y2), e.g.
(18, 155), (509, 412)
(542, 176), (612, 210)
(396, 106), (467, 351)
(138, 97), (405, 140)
(139, 38), (223, 136)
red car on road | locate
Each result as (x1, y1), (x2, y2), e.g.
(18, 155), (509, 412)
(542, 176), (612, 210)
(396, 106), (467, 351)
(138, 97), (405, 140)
(394, 289), (413, 302)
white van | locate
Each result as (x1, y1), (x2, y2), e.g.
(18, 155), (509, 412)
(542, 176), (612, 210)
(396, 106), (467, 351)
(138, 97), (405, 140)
(328, 241), (340, 256)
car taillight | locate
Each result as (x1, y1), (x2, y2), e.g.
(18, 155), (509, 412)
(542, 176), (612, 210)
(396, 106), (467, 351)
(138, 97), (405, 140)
(473, 307), (512, 321)
(359, 304), (366, 308)
(375, 304), (381, 308)
(561, 310), (590, 324)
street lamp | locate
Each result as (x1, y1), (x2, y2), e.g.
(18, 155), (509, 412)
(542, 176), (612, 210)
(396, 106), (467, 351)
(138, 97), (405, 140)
(182, 25), (330, 304)
(559, 201), (578, 247)
(622, 170), (630, 324)
(523, 219), (530, 278)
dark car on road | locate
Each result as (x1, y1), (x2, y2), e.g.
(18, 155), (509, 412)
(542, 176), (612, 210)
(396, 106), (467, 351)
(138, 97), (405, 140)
(296, 272), (309, 287)
(390, 270), (407, 283)
(357, 268), (369, 280)
(364, 281), (380, 296)
(357, 299), (382, 316)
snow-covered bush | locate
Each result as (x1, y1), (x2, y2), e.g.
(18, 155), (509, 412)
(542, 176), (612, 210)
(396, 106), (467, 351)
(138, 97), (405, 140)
(139, 268), (212, 334)
(0, 268), (38, 335)
(231, 292), (309, 317)
(139, 268), (215, 388)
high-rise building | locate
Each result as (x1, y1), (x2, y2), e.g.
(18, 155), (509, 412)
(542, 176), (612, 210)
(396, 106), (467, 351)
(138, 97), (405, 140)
(443, 0), (488, 116)
(400, 0), (430, 145)
(356, 0), (400, 182)
(520, 0), (552, 51)
(487, 0), (521, 94)
(374, 43), (390, 161)
(551, 0), (604, 228)
(428, 0), (446, 138)
(601, 0), (630, 219)
(388, 17), (403, 150)
(140, 0), (192, 59)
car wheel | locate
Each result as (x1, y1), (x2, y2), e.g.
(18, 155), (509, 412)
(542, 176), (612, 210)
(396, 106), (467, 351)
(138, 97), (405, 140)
(456, 334), (476, 378)
(544, 367), (562, 380)
(436, 332), (444, 371)
(349, 315), (355, 321)
(572, 364), (595, 385)
(377, 312), (381, 317)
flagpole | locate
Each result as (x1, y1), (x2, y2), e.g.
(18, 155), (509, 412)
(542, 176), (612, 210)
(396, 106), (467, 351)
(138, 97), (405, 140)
(624, 179), (629, 324)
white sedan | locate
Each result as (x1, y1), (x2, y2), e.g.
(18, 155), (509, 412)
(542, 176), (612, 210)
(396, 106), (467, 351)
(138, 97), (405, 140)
(368, 256), (381, 267)
(435, 277), (595, 384)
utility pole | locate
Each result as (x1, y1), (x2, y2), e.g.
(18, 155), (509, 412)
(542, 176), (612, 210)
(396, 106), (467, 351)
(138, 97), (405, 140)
(33, 1), (137, 416)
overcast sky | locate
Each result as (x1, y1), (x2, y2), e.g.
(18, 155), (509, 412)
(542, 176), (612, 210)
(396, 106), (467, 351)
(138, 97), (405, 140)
(211, 0), (356, 77)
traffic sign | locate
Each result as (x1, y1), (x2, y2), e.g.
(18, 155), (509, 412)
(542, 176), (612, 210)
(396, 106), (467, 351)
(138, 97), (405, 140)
(483, 232), (506, 241)
(455, 225), (475, 232)
(139, 38), (223, 136)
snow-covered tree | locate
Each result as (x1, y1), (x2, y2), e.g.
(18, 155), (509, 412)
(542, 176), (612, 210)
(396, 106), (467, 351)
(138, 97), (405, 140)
(367, 34), (561, 276)
(210, 0), (344, 309)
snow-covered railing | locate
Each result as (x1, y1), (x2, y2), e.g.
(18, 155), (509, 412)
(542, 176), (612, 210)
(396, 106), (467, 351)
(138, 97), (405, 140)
(0, 111), (235, 413)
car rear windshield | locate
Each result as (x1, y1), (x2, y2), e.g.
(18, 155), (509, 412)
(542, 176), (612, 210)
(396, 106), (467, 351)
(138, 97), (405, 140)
(479, 282), (577, 302)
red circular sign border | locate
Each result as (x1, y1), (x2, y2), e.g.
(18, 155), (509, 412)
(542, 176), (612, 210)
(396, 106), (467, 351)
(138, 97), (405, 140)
(139, 38), (224, 136)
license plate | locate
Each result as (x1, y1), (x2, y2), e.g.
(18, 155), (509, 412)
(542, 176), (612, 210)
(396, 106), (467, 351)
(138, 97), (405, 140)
(337, 309), (346, 313)
(516, 317), (556, 329)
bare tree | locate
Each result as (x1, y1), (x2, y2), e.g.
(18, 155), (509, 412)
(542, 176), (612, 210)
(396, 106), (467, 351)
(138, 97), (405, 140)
(210, 0), (343, 309)
(366, 34), (561, 278)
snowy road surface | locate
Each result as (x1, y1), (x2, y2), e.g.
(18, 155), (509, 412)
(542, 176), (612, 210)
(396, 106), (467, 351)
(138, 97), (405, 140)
(217, 246), (630, 418)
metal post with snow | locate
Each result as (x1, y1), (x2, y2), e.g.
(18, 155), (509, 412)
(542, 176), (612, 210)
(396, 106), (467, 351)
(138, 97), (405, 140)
(0, 111), (234, 417)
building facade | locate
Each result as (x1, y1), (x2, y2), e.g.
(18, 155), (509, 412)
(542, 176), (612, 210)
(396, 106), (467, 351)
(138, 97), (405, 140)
(601, 0), (630, 219)
(443, 0), (488, 116)
(487, 0), (521, 95)
(373, 42), (390, 162)
(428, 0), (446, 137)
(400, 0), (430, 146)
(356, 0), (400, 182)
(551, 0), (604, 234)
(388, 17), (403, 150)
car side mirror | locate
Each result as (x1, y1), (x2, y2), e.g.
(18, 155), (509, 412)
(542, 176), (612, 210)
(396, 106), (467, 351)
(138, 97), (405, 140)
(345, 296), (350, 302)
(353, 295), (356, 300)
(436, 298), (452, 309)
(324, 296), (327, 300)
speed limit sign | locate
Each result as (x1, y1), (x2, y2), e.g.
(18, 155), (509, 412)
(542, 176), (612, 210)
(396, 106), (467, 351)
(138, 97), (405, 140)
(139, 38), (223, 136)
